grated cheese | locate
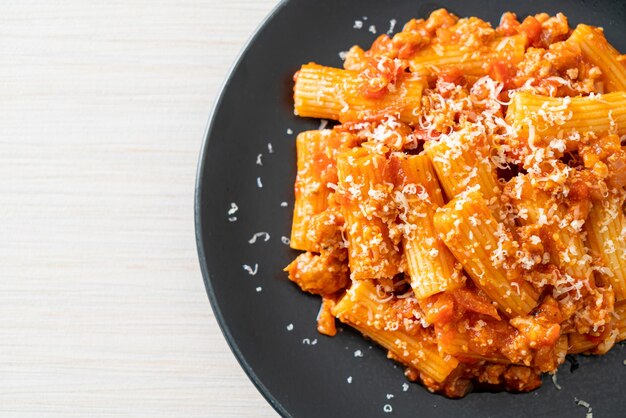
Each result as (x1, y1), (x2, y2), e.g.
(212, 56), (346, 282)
(243, 264), (258, 275)
(574, 398), (593, 418)
(248, 232), (270, 244)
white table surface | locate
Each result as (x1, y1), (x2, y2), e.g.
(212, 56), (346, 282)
(0, 1), (280, 416)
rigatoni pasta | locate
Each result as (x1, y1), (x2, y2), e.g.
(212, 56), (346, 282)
(290, 129), (359, 251)
(568, 24), (626, 93)
(424, 128), (501, 205)
(506, 91), (626, 146)
(332, 280), (459, 383)
(336, 148), (402, 280)
(434, 189), (540, 317)
(294, 63), (424, 124)
(285, 8), (626, 398)
(584, 194), (626, 301)
(390, 153), (465, 299)
(409, 34), (526, 78)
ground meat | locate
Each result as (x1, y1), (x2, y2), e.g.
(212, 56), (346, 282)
(285, 252), (349, 295)
(503, 366), (542, 392)
(317, 297), (337, 336)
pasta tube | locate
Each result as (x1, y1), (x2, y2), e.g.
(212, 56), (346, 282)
(434, 190), (540, 316)
(409, 35), (526, 77)
(391, 153), (464, 298)
(585, 195), (626, 301)
(505, 174), (593, 283)
(436, 324), (510, 363)
(507, 91), (626, 147)
(425, 130), (501, 205)
(294, 63), (424, 124)
(332, 280), (459, 383)
(568, 24), (626, 93)
(336, 148), (401, 279)
(290, 129), (358, 251)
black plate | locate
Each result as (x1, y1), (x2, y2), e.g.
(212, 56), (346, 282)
(196, 1), (626, 416)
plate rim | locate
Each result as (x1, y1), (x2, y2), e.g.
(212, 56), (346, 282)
(194, 1), (292, 417)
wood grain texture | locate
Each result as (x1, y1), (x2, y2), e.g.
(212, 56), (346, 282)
(0, 0), (280, 416)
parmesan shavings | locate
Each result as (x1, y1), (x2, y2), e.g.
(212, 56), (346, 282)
(574, 398), (593, 418)
(553, 274), (584, 300)
(248, 232), (270, 244)
(227, 202), (239, 222)
(242, 264), (258, 275)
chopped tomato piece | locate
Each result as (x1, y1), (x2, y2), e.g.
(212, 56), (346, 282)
(518, 16), (542, 46)
(452, 288), (501, 320)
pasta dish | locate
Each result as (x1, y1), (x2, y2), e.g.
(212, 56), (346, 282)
(285, 9), (626, 397)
